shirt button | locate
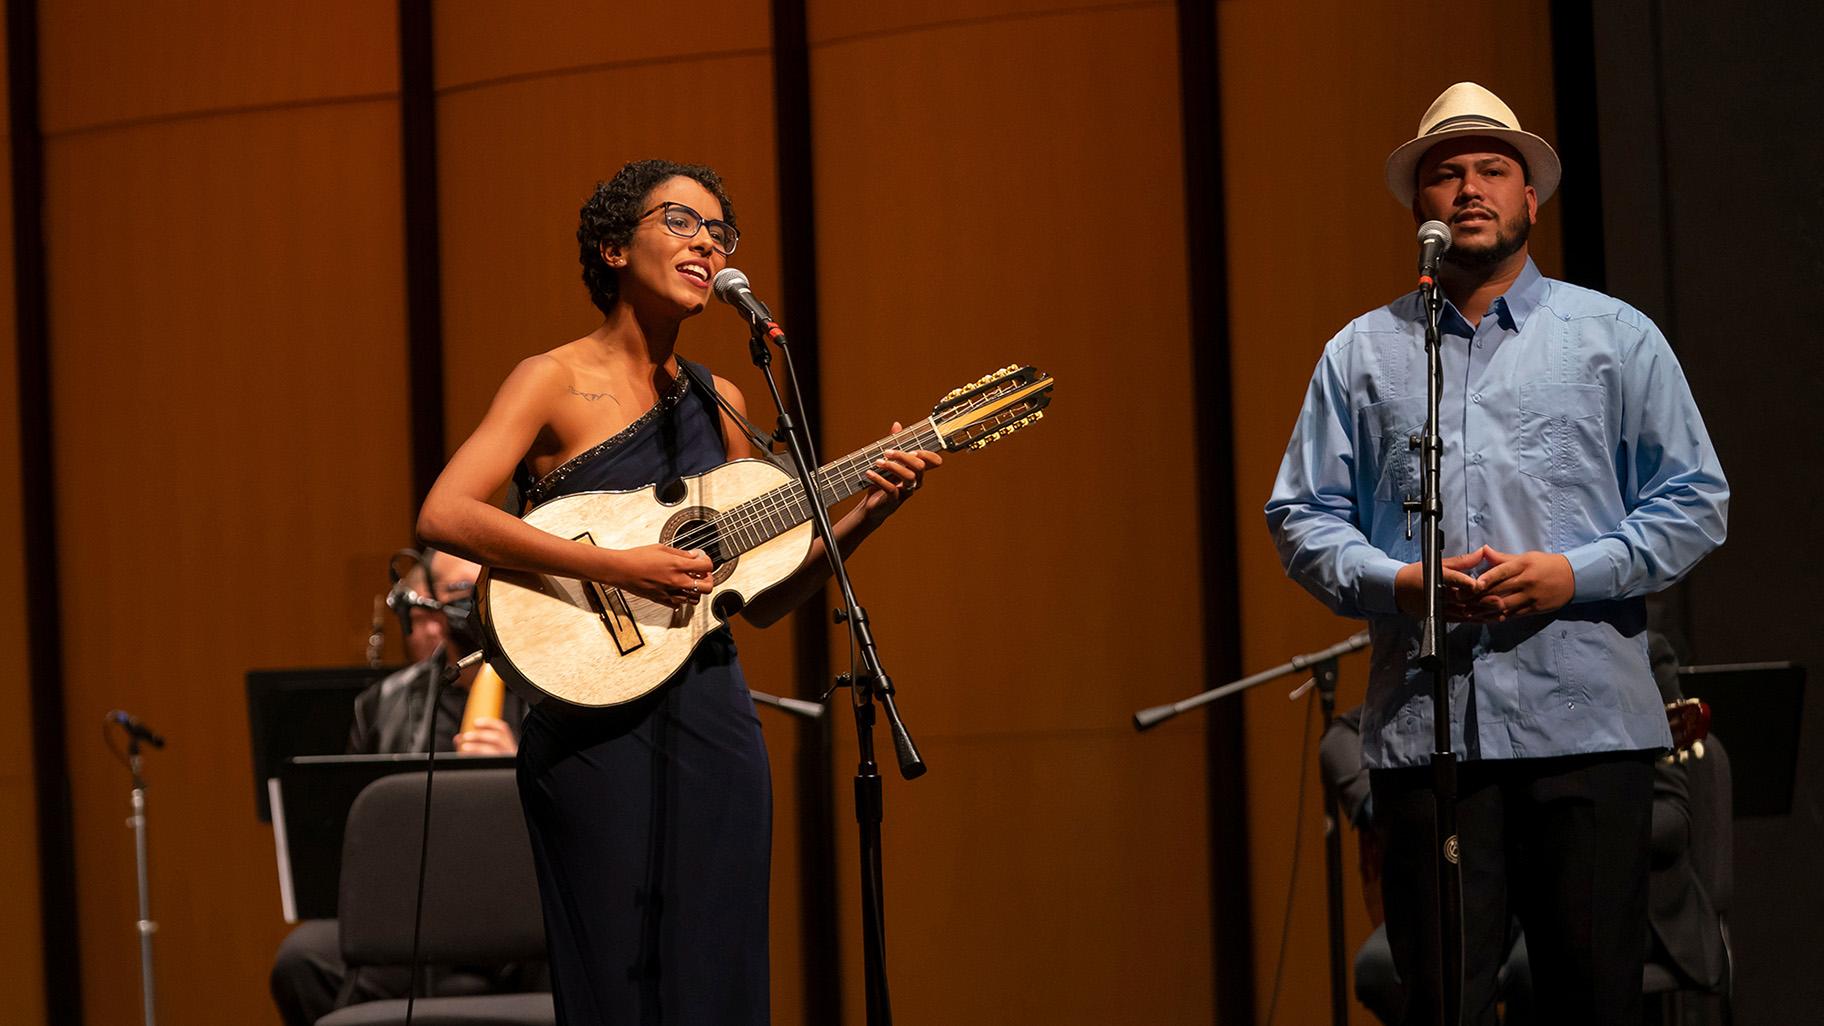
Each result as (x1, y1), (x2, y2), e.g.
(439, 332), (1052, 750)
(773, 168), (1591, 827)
(1471, 513), (1485, 524)
(1472, 393), (1483, 404)
(1472, 453), (1484, 464)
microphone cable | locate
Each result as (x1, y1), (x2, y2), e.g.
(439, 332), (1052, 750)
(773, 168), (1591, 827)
(402, 643), (456, 1025)
(1263, 688), (1319, 1026)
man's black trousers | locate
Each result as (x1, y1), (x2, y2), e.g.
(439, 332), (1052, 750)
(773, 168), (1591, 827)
(1370, 750), (1656, 1025)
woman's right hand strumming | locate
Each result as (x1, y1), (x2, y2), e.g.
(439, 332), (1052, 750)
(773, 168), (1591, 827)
(606, 544), (713, 608)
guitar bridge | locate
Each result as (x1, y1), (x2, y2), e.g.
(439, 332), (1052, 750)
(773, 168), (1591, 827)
(574, 531), (645, 655)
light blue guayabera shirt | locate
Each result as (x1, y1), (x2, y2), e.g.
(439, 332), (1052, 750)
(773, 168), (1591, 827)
(1265, 259), (1728, 770)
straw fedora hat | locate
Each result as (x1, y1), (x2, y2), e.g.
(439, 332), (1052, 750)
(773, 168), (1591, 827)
(1384, 82), (1561, 207)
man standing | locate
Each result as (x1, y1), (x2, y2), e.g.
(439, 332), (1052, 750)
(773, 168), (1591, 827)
(1265, 82), (1728, 1024)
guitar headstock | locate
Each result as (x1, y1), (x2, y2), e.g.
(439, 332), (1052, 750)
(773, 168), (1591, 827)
(1666, 697), (1712, 762)
(929, 365), (1055, 452)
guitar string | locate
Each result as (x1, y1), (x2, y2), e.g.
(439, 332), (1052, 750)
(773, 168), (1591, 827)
(691, 401), (1021, 554)
(615, 418), (941, 606)
(667, 421), (944, 556)
(682, 422), (935, 551)
(594, 383), (1037, 608)
(667, 379), (1038, 556)
(682, 416), (965, 554)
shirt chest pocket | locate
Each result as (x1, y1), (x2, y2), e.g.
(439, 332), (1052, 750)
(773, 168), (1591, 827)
(1516, 382), (1608, 486)
(1364, 395), (1427, 503)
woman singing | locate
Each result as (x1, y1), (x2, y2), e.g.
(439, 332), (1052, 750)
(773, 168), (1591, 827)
(417, 159), (939, 1024)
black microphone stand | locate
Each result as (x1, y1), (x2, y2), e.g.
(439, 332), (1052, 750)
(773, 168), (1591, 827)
(109, 714), (162, 1026)
(740, 310), (922, 1026)
(1403, 272), (1463, 1025)
(1133, 631), (1368, 1026)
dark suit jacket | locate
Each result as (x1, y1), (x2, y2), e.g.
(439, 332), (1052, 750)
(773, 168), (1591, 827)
(348, 658), (526, 755)
(1648, 740), (1728, 989)
(1646, 632), (1728, 990)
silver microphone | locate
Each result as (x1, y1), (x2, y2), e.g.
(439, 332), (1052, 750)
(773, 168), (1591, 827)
(712, 267), (775, 327)
(1417, 220), (1452, 284)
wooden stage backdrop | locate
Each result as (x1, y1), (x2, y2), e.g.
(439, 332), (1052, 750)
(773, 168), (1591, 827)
(0, 2), (1557, 1023)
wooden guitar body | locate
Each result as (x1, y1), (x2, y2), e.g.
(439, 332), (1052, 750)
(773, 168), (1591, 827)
(479, 458), (811, 708)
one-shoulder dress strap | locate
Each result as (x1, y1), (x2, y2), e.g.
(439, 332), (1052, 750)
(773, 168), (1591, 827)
(676, 356), (794, 470)
(516, 368), (694, 508)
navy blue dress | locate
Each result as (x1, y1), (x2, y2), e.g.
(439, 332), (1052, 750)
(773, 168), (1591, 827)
(514, 360), (771, 1025)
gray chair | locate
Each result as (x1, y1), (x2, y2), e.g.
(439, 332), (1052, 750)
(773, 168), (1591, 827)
(317, 769), (553, 1026)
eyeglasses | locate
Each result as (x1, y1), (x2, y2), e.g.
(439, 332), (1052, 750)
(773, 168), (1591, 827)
(636, 201), (739, 255)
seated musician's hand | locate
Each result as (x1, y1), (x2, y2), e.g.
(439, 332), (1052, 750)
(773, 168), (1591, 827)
(610, 544), (714, 608)
(1473, 547), (1575, 620)
(860, 422), (944, 524)
(454, 717), (517, 755)
(1395, 547), (1504, 621)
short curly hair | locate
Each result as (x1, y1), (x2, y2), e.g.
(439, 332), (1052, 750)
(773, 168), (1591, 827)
(578, 159), (737, 316)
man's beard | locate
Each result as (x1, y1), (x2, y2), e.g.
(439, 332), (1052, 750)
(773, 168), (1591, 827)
(1443, 208), (1530, 270)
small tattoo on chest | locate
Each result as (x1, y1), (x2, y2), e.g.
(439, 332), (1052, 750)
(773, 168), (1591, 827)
(568, 385), (621, 404)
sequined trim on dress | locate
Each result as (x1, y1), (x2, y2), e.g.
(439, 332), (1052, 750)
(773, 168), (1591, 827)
(522, 369), (692, 506)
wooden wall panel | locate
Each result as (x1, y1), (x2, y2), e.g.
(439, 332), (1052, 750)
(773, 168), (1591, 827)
(433, 0), (773, 89)
(804, 2), (1214, 1020)
(1216, 3), (1560, 1021)
(38, 5), (407, 1023)
(0, 8), (49, 1024)
(37, 0), (396, 134)
(430, 6), (814, 1019)
(8, 5), (1578, 1024)
(808, 0), (1139, 43)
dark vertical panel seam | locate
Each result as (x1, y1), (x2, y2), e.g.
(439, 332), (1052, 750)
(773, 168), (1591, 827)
(1646, 0), (1678, 341)
(1175, 1), (1255, 1022)
(6, 0), (85, 1021)
(770, 1), (841, 1023)
(1549, 0), (1607, 290)
(399, 0), (446, 515)
(1642, 0), (1700, 660)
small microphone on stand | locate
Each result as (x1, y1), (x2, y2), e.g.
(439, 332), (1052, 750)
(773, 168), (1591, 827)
(108, 710), (166, 749)
(386, 580), (446, 636)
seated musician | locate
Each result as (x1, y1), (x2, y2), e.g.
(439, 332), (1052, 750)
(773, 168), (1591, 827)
(348, 548), (523, 755)
(268, 549), (535, 1026)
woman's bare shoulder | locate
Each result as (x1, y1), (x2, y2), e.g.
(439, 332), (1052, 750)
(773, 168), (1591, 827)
(498, 351), (574, 399)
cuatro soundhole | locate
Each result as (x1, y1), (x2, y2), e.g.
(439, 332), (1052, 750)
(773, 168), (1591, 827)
(660, 507), (738, 584)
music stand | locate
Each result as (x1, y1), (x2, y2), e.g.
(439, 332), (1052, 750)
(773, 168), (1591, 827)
(245, 666), (398, 821)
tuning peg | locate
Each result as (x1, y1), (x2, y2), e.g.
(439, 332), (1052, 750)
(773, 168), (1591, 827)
(943, 387), (964, 401)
